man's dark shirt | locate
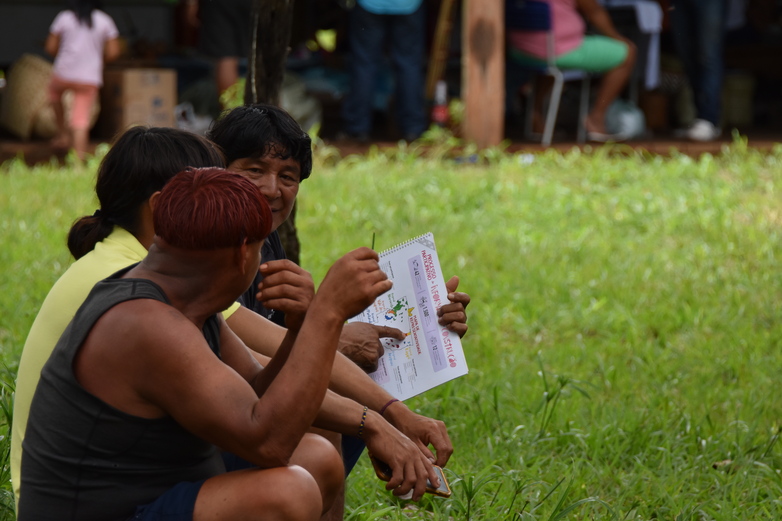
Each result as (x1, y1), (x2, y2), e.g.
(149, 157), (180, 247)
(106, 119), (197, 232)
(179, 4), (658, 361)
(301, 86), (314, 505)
(238, 230), (287, 327)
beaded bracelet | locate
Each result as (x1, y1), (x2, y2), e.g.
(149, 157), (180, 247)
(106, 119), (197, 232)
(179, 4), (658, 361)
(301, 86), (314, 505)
(358, 406), (368, 438)
(379, 398), (400, 417)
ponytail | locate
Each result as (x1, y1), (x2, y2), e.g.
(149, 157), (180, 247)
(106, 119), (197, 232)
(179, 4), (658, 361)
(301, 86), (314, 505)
(67, 210), (114, 259)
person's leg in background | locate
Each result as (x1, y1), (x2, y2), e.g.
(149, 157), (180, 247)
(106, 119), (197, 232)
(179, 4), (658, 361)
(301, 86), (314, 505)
(669, 0), (697, 100)
(48, 77), (69, 150)
(69, 83), (98, 161)
(199, 0), (251, 107)
(691, 0), (728, 128)
(551, 35), (635, 138)
(580, 37), (636, 136)
(388, 3), (427, 141)
(670, 0), (727, 140)
(341, 4), (387, 141)
(216, 56), (240, 97)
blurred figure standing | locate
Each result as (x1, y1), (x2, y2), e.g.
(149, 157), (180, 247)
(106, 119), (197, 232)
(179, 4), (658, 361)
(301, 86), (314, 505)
(340, 0), (427, 142)
(45, 0), (120, 160)
(669, 0), (728, 141)
(184, 0), (252, 104)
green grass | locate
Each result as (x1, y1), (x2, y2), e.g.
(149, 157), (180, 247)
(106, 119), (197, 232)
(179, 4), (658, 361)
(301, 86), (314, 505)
(2, 139), (782, 519)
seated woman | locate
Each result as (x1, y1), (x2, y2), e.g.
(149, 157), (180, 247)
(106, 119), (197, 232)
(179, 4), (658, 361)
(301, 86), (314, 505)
(508, 0), (637, 140)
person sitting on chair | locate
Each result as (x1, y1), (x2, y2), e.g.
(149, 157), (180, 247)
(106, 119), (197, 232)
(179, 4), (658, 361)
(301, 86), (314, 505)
(508, 0), (637, 141)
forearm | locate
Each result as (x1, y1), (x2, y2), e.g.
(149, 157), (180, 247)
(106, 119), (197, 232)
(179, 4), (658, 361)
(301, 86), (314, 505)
(312, 389), (375, 436)
(226, 306), (287, 357)
(328, 349), (398, 411)
(230, 303), (398, 411)
(586, 10), (624, 40)
(325, 355), (449, 464)
(248, 329), (295, 396)
(104, 38), (121, 63)
(44, 34), (59, 57)
(312, 391), (441, 501)
(249, 297), (344, 445)
(228, 306), (317, 396)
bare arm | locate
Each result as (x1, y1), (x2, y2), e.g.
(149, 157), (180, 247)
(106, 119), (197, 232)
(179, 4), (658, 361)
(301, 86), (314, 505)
(325, 275), (468, 466)
(44, 33), (60, 57)
(234, 262), (467, 466)
(137, 248), (392, 467)
(226, 259), (314, 393)
(228, 259), (398, 412)
(221, 323), (444, 500)
(104, 37), (121, 63)
(183, 0), (200, 27)
(225, 306), (286, 363)
(230, 305), (398, 414)
(576, 0), (625, 40)
(228, 305), (454, 466)
(313, 390), (439, 501)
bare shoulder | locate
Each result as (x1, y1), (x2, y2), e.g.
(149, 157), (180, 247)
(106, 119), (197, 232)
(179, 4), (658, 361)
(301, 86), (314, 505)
(77, 298), (227, 418)
(90, 298), (223, 384)
(97, 298), (204, 356)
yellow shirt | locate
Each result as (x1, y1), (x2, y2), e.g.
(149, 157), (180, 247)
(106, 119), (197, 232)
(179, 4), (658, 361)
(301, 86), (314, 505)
(11, 227), (240, 505)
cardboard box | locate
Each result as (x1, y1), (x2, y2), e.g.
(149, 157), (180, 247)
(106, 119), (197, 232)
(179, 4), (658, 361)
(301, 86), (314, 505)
(98, 68), (176, 137)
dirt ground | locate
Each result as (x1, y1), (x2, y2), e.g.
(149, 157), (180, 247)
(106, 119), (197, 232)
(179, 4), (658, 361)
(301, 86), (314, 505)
(1, 130), (780, 167)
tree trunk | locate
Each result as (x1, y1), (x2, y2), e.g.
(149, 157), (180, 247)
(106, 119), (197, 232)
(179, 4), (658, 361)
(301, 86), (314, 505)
(245, 0), (301, 265)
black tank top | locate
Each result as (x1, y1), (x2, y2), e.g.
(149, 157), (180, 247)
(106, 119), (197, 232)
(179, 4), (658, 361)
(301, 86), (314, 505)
(19, 267), (225, 521)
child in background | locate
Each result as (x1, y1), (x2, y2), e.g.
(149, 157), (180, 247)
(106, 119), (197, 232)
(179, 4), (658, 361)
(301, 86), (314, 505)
(45, 0), (120, 160)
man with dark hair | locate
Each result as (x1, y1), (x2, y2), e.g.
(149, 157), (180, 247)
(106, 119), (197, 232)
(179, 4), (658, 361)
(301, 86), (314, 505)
(207, 104), (470, 477)
(19, 168), (435, 520)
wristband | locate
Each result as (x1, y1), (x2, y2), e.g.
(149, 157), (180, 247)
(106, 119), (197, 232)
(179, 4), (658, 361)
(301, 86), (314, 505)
(379, 398), (399, 417)
(358, 406), (368, 438)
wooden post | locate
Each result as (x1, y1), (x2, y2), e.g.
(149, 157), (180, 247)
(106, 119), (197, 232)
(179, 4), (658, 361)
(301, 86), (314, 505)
(461, 0), (505, 148)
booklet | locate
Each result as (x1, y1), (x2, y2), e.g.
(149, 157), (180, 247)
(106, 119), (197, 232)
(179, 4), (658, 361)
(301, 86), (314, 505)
(348, 233), (468, 400)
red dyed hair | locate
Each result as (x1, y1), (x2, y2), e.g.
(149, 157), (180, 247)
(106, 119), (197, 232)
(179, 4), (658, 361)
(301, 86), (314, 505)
(153, 167), (272, 249)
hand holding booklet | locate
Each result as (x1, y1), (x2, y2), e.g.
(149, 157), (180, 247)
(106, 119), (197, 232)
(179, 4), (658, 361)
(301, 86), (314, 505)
(349, 233), (468, 400)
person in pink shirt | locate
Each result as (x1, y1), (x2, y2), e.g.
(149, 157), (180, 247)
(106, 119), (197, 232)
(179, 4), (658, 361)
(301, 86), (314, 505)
(45, 0), (120, 160)
(509, 0), (636, 140)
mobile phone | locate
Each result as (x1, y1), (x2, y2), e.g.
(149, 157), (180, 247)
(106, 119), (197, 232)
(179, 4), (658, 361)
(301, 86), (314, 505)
(368, 454), (452, 498)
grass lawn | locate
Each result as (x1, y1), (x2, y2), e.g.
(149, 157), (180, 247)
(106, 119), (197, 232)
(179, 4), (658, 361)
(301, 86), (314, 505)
(2, 139), (782, 520)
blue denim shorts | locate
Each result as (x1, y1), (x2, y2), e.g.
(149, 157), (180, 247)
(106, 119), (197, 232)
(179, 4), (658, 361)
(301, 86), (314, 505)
(129, 480), (206, 521)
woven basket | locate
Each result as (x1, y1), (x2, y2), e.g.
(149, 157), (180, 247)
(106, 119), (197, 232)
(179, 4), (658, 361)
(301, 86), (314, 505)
(0, 54), (52, 140)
